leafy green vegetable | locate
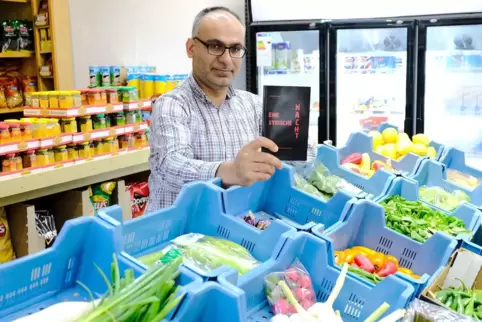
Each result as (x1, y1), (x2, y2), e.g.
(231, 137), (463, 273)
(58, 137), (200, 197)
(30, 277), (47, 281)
(419, 186), (472, 211)
(380, 195), (472, 242)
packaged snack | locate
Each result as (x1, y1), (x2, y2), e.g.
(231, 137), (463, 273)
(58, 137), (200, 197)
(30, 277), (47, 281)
(0, 207), (15, 264)
(127, 181), (149, 218)
(35, 209), (57, 248)
(89, 181), (117, 210)
(265, 259), (316, 315)
(5, 78), (23, 108)
(240, 210), (272, 230)
(18, 21), (33, 51)
(1, 20), (19, 52)
(0, 87), (6, 108)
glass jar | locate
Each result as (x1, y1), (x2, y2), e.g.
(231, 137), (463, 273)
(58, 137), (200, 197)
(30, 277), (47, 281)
(114, 112), (126, 126)
(60, 118), (78, 134)
(9, 123), (22, 142)
(43, 119), (55, 137)
(78, 142), (91, 158)
(80, 89), (89, 105)
(54, 145), (68, 162)
(92, 140), (103, 155)
(50, 119), (61, 136)
(106, 88), (119, 104)
(89, 141), (96, 157)
(39, 92), (49, 109)
(36, 149), (50, 166)
(67, 144), (78, 160)
(32, 119), (48, 138)
(49, 91), (59, 108)
(23, 150), (37, 168)
(71, 90), (82, 107)
(92, 114), (107, 130)
(47, 149), (55, 164)
(78, 116), (93, 132)
(134, 131), (147, 147)
(99, 89), (107, 105)
(2, 154), (16, 172)
(87, 89), (102, 105)
(0, 123), (10, 144)
(58, 91), (73, 109)
(135, 110), (143, 123)
(19, 122), (33, 140)
(30, 92), (40, 108)
(119, 134), (133, 149)
(24, 92), (32, 107)
(125, 111), (136, 125)
(122, 87), (139, 102)
(102, 137), (117, 153)
(15, 154), (23, 170)
(106, 114), (112, 128)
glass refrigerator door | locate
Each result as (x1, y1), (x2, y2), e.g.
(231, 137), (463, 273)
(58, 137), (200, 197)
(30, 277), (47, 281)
(424, 24), (482, 170)
(256, 30), (320, 144)
(336, 27), (408, 146)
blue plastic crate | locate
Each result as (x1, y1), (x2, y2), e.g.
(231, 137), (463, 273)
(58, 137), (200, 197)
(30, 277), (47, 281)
(219, 165), (356, 232)
(316, 143), (395, 199)
(217, 232), (415, 322)
(312, 199), (457, 298)
(0, 216), (202, 321)
(438, 147), (482, 207)
(97, 181), (296, 283)
(413, 158), (482, 209)
(373, 176), (481, 240)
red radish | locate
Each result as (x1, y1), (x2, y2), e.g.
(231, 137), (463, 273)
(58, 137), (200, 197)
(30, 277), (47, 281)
(286, 267), (300, 282)
(354, 254), (375, 273)
(376, 261), (397, 277)
(297, 275), (312, 289)
(273, 298), (294, 315)
(293, 287), (315, 302)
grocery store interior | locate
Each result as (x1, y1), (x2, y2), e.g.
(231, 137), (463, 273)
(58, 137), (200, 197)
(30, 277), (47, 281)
(1, 0), (482, 321)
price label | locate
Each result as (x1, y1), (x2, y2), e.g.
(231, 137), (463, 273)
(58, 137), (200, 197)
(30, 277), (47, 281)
(17, 142), (28, 151)
(133, 124), (140, 131)
(55, 163), (63, 169)
(106, 104), (113, 113)
(83, 133), (91, 141)
(87, 157), (94, 161)
(78, 107), (87, 115)
(109, 129), (116, 136)
(112, 152), (119, 156)
(138, 101), (143, 109)
(40, 109), (49, 116)
(53, 136), (62, 145)
(21, 169), (31, 175)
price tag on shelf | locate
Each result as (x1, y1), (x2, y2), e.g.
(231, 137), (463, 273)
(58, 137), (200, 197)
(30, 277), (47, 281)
(55, 163), (63, 169)
(109, 129), (116, 136)
(17, 142), (28, 151)
(106, 104), (113, 113)
(21, 169), (31, 175)
(83, 133), (91, 141)
(133, 124), (140, 131)
(53, 136), (62, 145)
(40, 109), (49, 116)
(78, 107), (87, 115)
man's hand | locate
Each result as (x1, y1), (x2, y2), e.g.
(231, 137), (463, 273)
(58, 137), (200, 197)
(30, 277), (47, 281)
(217, 137), (283, 187)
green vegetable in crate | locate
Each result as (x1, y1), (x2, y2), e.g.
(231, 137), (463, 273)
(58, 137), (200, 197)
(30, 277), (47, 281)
(381, 195), (472, 243)
(137, 233), (260, 275)
(431, 279), (482, 320)
(419, 186), (471, 212)
(294, 172), (329, 201)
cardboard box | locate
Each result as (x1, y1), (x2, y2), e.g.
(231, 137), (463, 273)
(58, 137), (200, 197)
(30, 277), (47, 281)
(421, 247), (482, 307)
(7, 204), (46, 258)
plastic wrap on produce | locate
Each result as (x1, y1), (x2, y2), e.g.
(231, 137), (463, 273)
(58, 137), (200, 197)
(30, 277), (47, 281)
(402, 299), (476, 322)
(137, 233), (259, 275)
(419, 185), (471, 212)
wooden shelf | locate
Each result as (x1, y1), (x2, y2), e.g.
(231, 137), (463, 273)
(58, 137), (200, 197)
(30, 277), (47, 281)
(35, 25), (50, 29)
(0, 148), (150, 207)
(0, 0), (29, 3)
(0, 51), (34, 58)
(0, 107), (24, 114)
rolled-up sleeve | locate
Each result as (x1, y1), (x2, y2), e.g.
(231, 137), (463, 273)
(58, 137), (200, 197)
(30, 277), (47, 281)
(149, 97), (222, 194)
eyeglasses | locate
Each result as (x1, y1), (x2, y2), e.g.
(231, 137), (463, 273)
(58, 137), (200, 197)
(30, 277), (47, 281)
(193, 37), (246, 59)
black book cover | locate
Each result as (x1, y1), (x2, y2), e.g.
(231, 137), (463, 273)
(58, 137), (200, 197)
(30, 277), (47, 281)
(262, 85), (311, 161)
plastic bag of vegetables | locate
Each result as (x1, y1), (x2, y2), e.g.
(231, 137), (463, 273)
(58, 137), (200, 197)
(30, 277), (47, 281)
(401, 298), (474, 322)
(419, 186), (471, 212)
(293, 172), (329, 201)
(137, 233), (260, 275)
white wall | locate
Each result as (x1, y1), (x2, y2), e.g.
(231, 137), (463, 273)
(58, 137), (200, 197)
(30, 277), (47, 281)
(68, 0), (246, 89)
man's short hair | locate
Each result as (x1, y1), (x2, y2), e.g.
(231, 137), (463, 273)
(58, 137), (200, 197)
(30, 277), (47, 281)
(192, 6), (244, 37)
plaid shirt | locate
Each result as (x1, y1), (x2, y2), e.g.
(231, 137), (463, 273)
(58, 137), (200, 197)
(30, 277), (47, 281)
(146, 74), (316, 212)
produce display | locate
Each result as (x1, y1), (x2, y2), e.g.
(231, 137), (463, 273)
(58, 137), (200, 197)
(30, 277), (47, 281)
(340, 152), (395, 178)
(402, 299), (473, 322)
(137, 233), (259, 275)
(369, 129), (437, 160)
(418, 186), (471, 212)
(334, 246), (420, 284)
(294, 162), (362, 201)
(266, 262), (406, 322)
(431, 280), (482, 320)
(241, 211), (272, 230)
(447, 169), (481, 190)
(381, 195), (471, 243)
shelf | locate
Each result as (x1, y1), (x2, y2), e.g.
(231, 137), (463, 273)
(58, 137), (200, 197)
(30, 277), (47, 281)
(35, 25), (50, 29)
(0, 51), (34, 58)
(0, 148), (150, 207)
(0, 107), (24, 114)
(0, 0), (29, 3)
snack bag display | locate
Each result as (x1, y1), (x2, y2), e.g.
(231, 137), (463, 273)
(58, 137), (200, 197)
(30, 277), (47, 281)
(89, 181), (116, 210)
(265, 259), (316, 315)
(0, 207), (15, 264)
(126, 181), (149, 218)
(35, 209), (57, 248)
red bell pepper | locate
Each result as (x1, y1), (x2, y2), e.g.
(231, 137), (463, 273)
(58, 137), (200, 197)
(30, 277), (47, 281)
(354, 254), (375, 273)
(376, 261), (397, 277)
(341, 153), (363, 165)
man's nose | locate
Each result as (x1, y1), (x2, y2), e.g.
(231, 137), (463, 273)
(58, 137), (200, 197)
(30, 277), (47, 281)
(217, 49), (232, 64)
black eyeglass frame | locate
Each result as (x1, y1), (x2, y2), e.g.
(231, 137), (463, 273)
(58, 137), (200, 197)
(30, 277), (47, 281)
(193, 37), (247, 59)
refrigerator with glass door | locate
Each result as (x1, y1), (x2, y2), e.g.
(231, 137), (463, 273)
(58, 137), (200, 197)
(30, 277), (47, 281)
(328, 19), (417, 147)
(247, 21), (328, 145)
(417, 15), (482, 170)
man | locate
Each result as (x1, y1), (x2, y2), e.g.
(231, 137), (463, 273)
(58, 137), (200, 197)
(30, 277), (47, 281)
(146, 6), (314, 213)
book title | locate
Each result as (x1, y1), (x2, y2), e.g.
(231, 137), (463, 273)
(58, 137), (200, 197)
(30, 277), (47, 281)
(267, 104), (301, 139)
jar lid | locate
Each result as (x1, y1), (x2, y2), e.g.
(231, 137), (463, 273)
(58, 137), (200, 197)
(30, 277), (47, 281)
(105, 88), (117, 93)
(95, 114), (105, 117)
(104, 136), (114, 140)
(70, 90), (81, 95)
(6, 153), (15, 157)
(25, 149), (36, 154)
(7, 122), (20, 127)
(37, 148), (47, 152)
(4, 119), (20, 123)
(80, 141), (90, 145)
(49, 91), (59, 95)
(18, 122), (31, 126)
(0, 123), (9, 129)
(63, 117), (76, 121)
(56, 145), (67, 148)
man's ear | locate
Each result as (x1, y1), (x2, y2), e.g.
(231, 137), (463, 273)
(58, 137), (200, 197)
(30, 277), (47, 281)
(186, 38), (195, 58)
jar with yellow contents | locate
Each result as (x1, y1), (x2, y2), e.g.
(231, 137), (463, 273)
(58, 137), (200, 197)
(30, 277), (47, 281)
(60, 118), (77, 134)
(31, 119), (48, 138)
(39, 92), (49, 109)
(134, 131), (147, 147)
(78, 142), (91, 159)
(47, 149), (55, 164)
(58, 91), (73, 109)
(67, 144), (78, 160)
(102, 137), (118, 153)
(49, 91), (59, 109)
(36, 149), (50, 166)
(78, 116), (93, 133)
(49, 119), (61, 136)
(71, 91), (82, 107)
(30, 92), (40, 108)
(54, 145), (68, 162)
